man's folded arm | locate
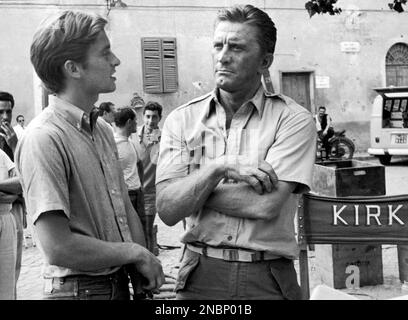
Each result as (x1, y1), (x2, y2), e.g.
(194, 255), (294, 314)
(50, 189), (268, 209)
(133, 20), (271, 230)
(204, 180), (297, 220)
(0, 177), (22, 195)
(156, 163), (225, 227)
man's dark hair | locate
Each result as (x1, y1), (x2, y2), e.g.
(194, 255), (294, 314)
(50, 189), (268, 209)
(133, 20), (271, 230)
(16, 115), (24, 121)
(98, 102), (114, 116)
(319, 106), (326, 111)
(215, 4), (277, 54)
(0, 92), (15, 108)
(143, 101), (163, 118)
(114, 107), (135, 127)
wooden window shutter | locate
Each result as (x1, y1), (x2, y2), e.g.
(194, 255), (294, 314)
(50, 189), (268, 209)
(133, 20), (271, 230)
(142, 38), (163, 93)
(142, 37), (178, 93)
(162, 38), (178, 93)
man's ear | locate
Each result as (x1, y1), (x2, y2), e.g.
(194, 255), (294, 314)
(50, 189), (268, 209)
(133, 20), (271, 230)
(260, 53), (274, 71)
(62, 60), (82, 79)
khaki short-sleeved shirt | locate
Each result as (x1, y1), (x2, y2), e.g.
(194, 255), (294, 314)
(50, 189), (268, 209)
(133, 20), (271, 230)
(15, 96), (138, 278)
(156, 86), (317, 259)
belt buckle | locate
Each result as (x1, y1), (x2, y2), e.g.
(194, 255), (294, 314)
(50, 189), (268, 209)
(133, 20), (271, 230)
(222, 249), (239, 261)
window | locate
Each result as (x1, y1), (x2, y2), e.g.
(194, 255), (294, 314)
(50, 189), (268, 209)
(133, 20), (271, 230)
(141, 37), (178, 93)
(386, 43), (408, 87)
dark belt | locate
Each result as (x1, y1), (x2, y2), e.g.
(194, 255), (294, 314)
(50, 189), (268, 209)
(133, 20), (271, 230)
(54, 267), (127, 285)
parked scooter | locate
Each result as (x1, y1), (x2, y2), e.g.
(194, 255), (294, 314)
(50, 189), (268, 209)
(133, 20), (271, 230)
(316, 130), (355, 161)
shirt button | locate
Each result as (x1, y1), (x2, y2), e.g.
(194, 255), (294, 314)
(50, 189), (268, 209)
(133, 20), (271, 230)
(111, 189), (116, 195)
(227, 235), (233, 241)
(119, 218), (124, 223)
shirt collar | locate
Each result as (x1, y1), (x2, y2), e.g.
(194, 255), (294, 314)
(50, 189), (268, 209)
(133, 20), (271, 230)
(48, 95), (98, 132)
(113, 131), (129, 142)
(206, 85), (284, 119)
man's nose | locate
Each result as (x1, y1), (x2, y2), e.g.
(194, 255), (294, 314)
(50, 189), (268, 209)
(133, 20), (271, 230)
(112, 52), (121, 67)
(217, 46), (231, 64)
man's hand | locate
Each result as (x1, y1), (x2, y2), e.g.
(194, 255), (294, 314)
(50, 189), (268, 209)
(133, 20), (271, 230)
(134, 247), (165, 292)
(0, 191), (18, 203)
(0, 121), (17, 151)
(220, 156), (278, 195)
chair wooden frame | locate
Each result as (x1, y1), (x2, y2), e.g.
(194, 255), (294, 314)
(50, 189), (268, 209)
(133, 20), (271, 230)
(298, 192), (408, 299)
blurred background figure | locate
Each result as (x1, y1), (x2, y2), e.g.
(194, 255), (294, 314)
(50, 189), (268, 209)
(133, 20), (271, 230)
(98, 101), (116, 127)
(13, 115), (25, 140)
(135, 101), (162, 255)
(0, 91), (25, 298)
(113, 108), (146, 248)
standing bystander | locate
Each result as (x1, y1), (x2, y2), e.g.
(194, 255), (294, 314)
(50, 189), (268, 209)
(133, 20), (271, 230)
(0, 148), (22, 299)
(98, 101), (116, 127)
(113, 108), (147, 247)
(0, 92), (25, 296)
(13, 115), (25, 141)
(135, 101), (162, 255)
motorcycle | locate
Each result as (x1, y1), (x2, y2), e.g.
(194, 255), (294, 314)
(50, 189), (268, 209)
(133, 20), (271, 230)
(316, 129), (355, 162)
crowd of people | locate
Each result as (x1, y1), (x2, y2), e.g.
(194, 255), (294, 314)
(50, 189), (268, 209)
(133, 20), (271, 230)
(0, 4), (318, 300)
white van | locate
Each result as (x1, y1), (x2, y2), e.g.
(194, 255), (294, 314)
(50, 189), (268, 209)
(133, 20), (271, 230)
(368, 86), (408, 165)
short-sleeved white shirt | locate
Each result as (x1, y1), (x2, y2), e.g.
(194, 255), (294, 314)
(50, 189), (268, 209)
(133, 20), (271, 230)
(114, 133), (142, 190)
(156, 86), (317, 259)
(0, 148), (15, 213)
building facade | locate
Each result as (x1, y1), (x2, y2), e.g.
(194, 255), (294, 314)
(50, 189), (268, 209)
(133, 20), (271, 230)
(0, 0), (407, 151)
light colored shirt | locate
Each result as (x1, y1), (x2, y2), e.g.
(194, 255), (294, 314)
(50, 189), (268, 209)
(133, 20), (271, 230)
(0, 148), (15, 213)
(134, 125), (161, 194)
(114, 132), (142, 191)
(13, 125), (25, 141)
(100, 117), (115, 134)
(156, 86), (317, 259)
(15, 95), (139, 278)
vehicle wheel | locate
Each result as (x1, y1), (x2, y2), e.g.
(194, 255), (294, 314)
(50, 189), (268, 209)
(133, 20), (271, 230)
(329, 137), (355, 160)
(378, 155), (392, 165)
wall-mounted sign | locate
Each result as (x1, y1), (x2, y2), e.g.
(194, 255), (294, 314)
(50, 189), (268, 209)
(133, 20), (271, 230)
(316, 76), (330, 88)
(340, 41), (361, 53)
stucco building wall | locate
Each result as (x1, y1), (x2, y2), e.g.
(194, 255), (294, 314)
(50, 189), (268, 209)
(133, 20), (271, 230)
(0, 0), (407, 151)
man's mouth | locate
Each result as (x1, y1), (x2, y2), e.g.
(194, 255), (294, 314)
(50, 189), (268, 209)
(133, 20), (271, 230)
(216, 69), (234, 74)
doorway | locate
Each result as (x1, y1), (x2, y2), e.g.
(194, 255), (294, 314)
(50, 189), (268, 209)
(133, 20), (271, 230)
(281, 72), (312, 111)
